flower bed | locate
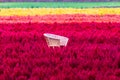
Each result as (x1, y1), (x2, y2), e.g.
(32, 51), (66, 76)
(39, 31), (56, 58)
(0, 7), (120, 80)
(0, 14), (120, 23)
(0, 22), (120, 80)
(0, 8), (120, 16)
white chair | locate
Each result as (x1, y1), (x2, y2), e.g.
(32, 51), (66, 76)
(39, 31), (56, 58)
(44, 33), (69, 47)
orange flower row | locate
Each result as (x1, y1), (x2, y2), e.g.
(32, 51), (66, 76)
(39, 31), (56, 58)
(0, 14), (120, 23)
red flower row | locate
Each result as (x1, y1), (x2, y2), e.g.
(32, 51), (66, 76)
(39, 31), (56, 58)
(0, 22), (119, 80)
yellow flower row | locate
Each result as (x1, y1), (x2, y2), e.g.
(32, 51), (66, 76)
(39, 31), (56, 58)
(0, 8), (120, 16)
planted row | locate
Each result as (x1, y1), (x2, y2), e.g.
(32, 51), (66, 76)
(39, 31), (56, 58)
(0, 15), (120, 23)
(0, 22), (119, 79)
(0, 8), (120, 16)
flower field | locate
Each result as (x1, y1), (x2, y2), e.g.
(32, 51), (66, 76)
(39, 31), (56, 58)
(0, 3), (120, 80)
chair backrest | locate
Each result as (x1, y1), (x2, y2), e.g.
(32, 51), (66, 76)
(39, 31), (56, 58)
(44, 33), (69, 47)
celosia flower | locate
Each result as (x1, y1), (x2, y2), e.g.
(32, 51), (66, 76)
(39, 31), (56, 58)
(0, 22), (119, 80)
